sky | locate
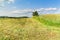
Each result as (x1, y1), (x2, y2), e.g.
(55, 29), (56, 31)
(14, 0), (60, 8)
(0, 0), (60, 17)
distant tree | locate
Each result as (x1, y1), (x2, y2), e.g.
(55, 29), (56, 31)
(33, 11), (39, 16)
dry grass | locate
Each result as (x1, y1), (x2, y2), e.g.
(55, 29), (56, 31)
(0, 14), (60, 40)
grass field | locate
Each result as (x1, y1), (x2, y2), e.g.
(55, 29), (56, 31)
(33, 14), (60, 27)
(0, 14), (60, 40)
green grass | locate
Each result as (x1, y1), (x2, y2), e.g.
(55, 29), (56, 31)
(33, 14), (60, 27)
(0, 14), (60, 40)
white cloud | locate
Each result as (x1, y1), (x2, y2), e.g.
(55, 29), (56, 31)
(12, 9), (33, 13)
(8, 0), (15, 4)
(0, 0), (15, 7)
(6, 8), (59, 14)
(44, 8), (57, 11)
(0, 9), (33, 17)
(0, 8), (60, 17)
(8, 0), (15, 2)
(0, 0), (4, 2)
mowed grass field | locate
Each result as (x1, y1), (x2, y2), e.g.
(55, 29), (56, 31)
(0, 14), (60, 40)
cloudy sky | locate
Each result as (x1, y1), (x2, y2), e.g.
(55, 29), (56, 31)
(0, 0), (60, 17)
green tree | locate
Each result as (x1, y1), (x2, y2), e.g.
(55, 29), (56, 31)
(33, 11), (39, 16)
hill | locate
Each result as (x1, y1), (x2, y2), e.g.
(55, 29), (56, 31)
(0, 14), (60, 40)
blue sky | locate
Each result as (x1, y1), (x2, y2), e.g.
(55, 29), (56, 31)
(0, 0), (60, 10)
(4, 0), (60, 9)
(13, 0), (60, 9)
(0, 0), (60, 17)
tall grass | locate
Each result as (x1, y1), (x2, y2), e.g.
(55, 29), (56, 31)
(0, 18), (50, 40)
(33, 14), (60, 27)
(0, 14), (60, 40)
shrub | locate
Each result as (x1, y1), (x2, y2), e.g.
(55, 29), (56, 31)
(33, 11), (39, 16)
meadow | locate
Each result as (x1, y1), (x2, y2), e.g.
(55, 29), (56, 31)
(0, 14), (60, 40)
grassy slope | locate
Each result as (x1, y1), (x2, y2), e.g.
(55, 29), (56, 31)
(33, 14), (60, 40)
(0, 14), (60, 40)
(33, 14), (60, 27)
